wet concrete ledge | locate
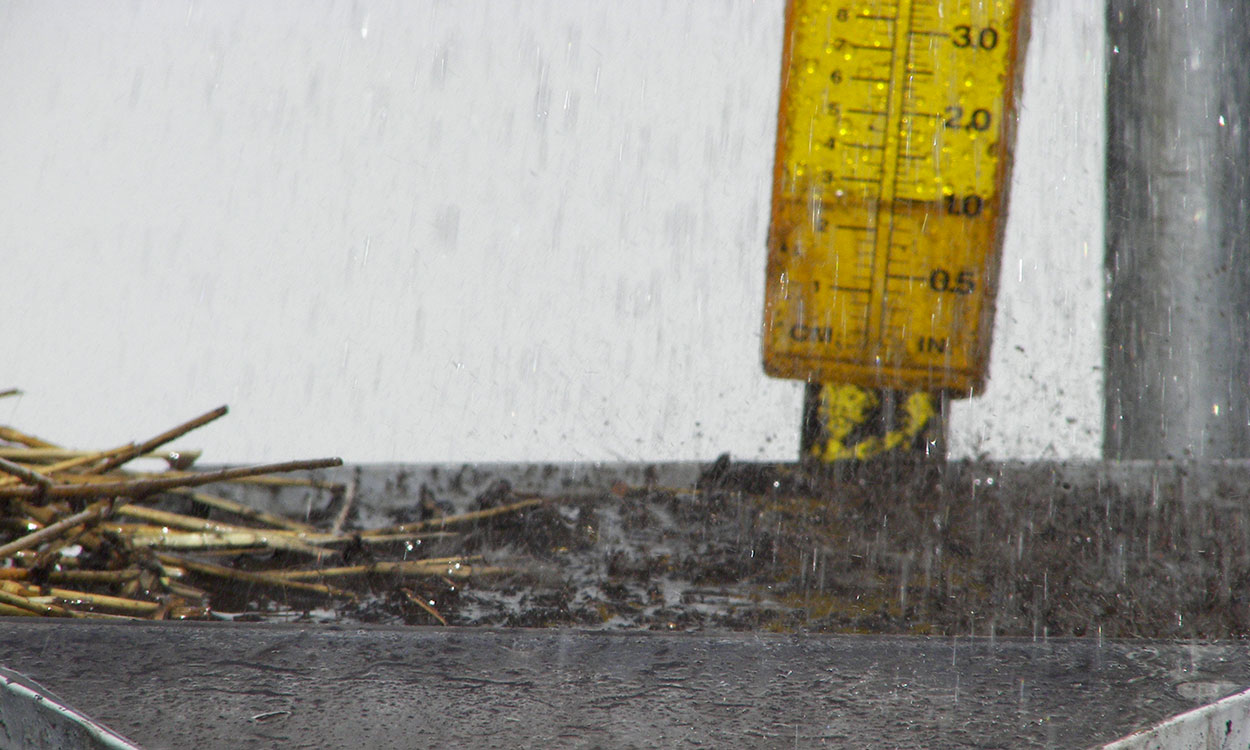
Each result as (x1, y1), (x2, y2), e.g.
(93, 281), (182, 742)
(3, 619), (1250, 749)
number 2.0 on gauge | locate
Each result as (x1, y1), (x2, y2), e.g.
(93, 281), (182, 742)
(762, 0), (1030, 394)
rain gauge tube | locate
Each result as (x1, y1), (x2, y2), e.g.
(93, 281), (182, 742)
(1105, 0), (1250, 459)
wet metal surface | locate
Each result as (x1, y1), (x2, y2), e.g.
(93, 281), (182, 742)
(2, 619), (1249, 749)
(0, 667), (141, 750)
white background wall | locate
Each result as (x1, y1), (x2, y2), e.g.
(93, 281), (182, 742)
(0, 0), (1104, 464)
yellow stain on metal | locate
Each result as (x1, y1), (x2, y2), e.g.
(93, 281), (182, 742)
(762, 0), (1030, 395)
(813, 385), (937, 461)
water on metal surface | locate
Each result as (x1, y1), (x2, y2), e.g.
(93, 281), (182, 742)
(4, 620), (1250, 749)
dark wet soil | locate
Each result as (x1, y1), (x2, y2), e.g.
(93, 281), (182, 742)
(213, 458), (1250, 638)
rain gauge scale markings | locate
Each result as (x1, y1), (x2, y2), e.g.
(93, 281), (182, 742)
(763, 0), (1028, 395)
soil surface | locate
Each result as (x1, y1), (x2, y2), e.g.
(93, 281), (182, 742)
(206, 458), (1250, 638)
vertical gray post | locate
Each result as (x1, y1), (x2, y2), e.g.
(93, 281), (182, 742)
(1105, 0), (1250, 459)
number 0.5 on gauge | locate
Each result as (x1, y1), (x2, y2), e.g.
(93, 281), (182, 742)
(762, 0), (1029, 394)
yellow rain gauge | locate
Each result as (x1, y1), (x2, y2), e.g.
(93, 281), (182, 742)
(763, 0), (1030, 397)
(761, 0), (1031, 461)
